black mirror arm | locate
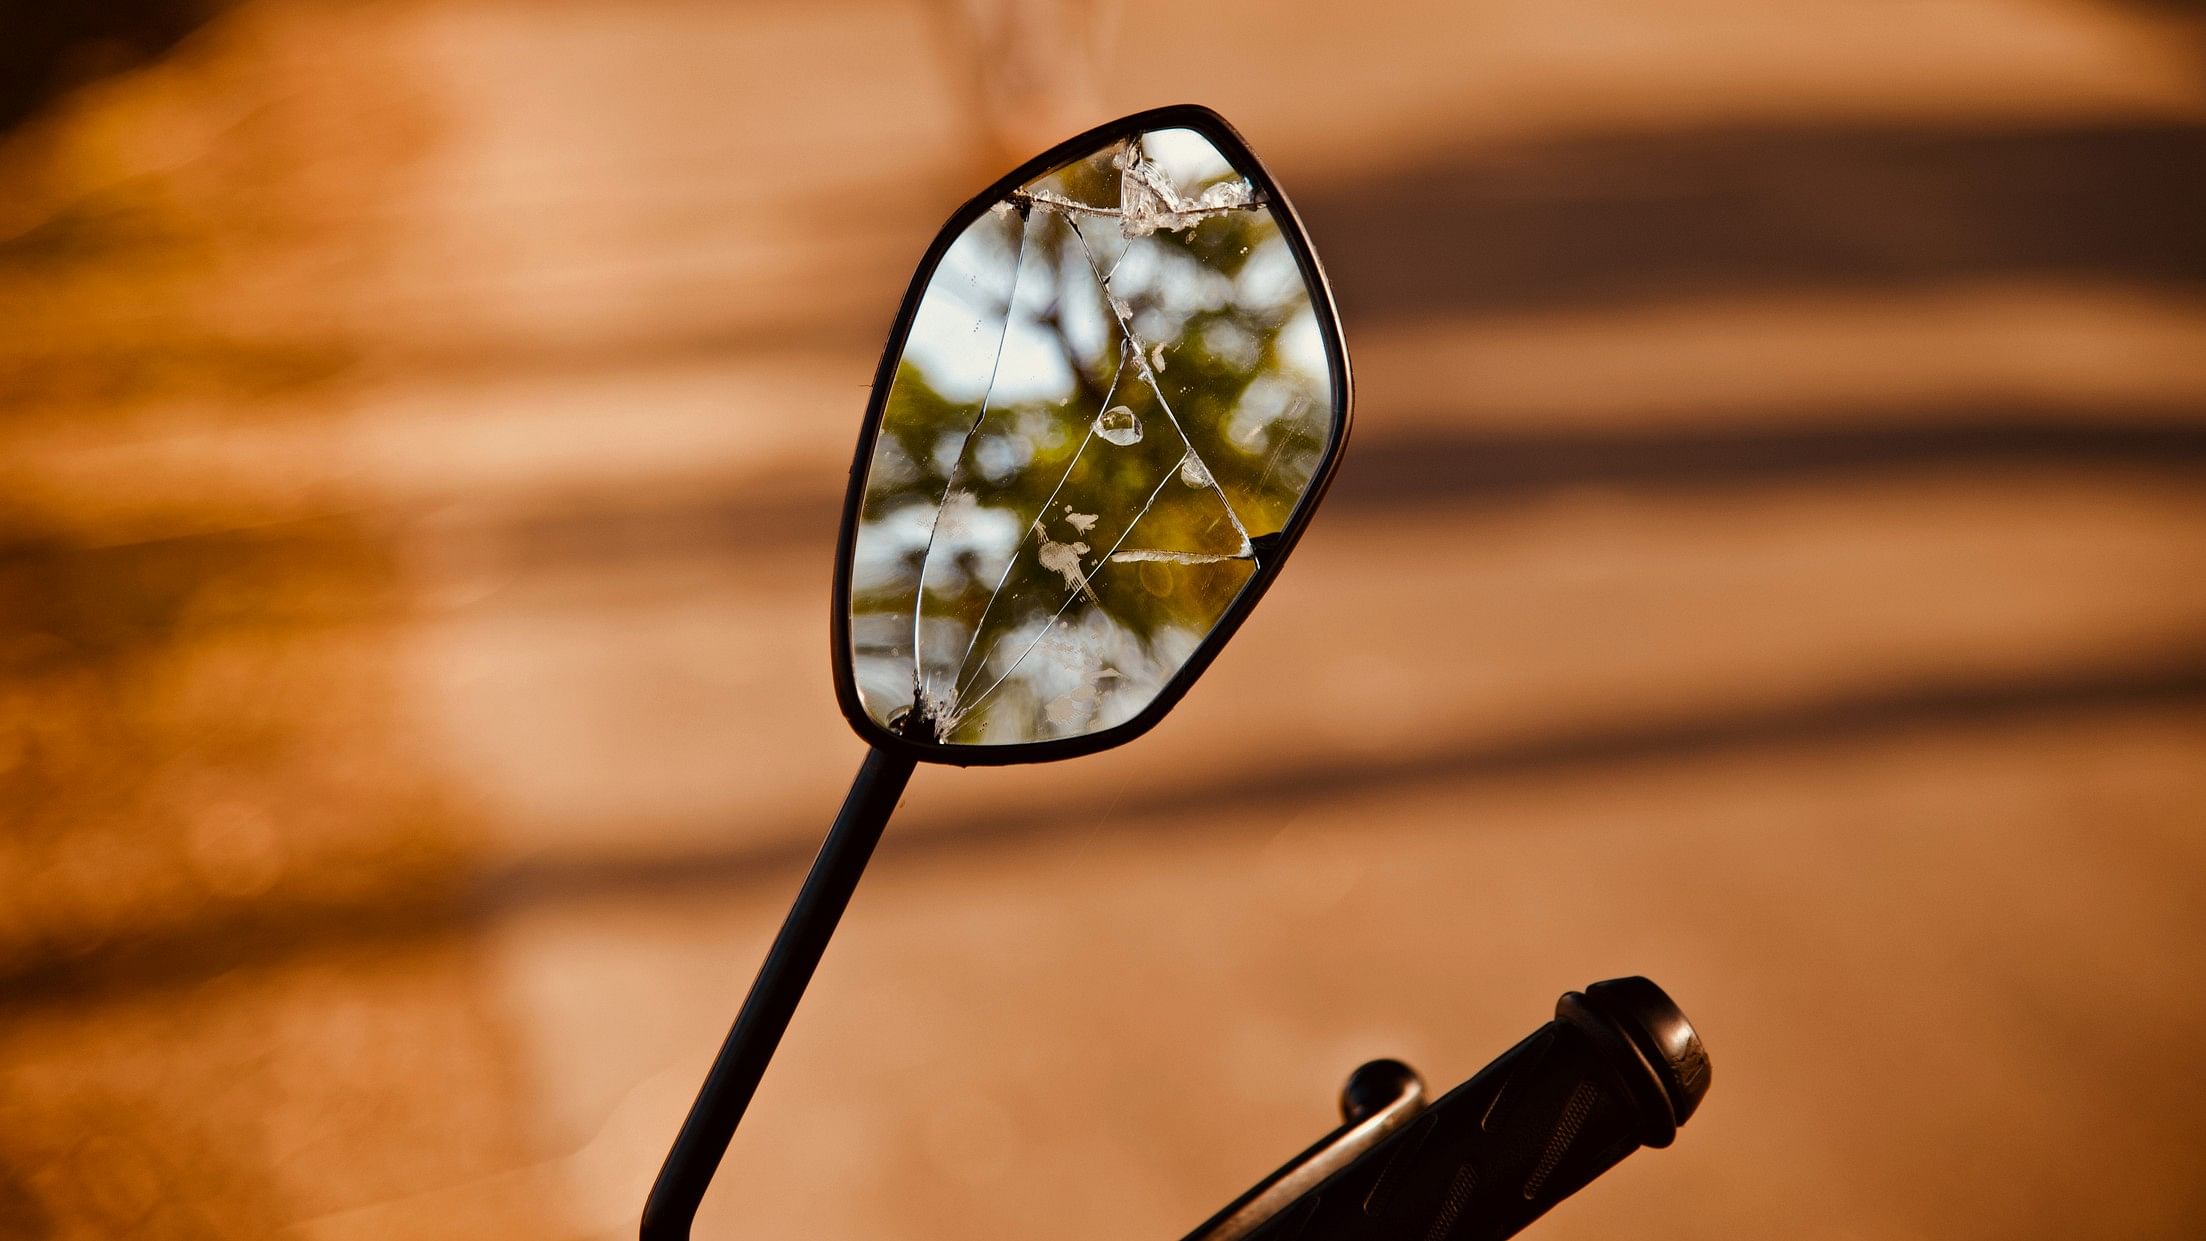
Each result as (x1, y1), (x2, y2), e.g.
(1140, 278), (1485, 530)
(640, 744), (918, 1241)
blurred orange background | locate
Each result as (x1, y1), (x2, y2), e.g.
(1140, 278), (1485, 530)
(3, 1), (2204, 1238)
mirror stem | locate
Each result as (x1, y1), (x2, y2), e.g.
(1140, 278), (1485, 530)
(642, 744), (918, 1240)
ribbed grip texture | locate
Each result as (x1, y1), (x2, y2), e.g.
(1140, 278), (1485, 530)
(1242, 1021), (1653, 1241)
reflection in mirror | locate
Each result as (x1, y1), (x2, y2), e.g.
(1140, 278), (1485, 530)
(848, 125), (1340, 746)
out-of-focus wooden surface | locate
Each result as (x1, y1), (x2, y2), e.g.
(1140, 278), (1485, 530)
(3, 1), (2203, 1238)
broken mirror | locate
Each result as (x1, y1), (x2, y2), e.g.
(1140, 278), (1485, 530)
(650, 110), (1349, 1238)
(837, 109), (1348, 756)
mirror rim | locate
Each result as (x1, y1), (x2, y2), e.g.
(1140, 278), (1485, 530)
(830, 102), (1354, 766)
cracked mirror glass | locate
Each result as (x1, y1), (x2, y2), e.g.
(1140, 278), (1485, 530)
(846, 125), (1341, 746)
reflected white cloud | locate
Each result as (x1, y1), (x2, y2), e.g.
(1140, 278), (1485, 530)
(1145, 127), (1237, 193)
(1278, 308), (1328, 386)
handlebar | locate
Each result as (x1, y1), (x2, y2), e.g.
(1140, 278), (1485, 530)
(1187, 976), (1711, 1241)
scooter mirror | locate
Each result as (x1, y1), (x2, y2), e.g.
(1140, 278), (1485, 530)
(648, 108), (1351, 1238)
(836, 105), (1351, 762)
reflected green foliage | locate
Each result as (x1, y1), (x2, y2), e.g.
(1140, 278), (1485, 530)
(849, 127), (1336, 745)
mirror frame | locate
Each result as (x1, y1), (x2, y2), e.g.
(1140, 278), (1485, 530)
(829, 103), (1353, 766)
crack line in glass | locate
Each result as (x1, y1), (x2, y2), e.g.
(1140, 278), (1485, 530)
(1104, 548), (1248, 565)
(1009, 185), (1265, 223)
(940, 339), (1131, 712)
(1249, 420), (1299, 498)
(1063, 207), (1256, 554)
(879, 133), (1301, 741)
(941, 162), (1276, 731)
(906, 208), (1034, 716)
(945, 456), (1191, 728)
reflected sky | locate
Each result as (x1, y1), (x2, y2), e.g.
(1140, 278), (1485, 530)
(849, 126), (1340, 745)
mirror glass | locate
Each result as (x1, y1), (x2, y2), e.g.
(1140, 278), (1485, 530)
(846, 123), (1342, 747)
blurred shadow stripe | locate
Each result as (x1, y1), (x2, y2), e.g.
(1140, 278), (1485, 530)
(1295, 119), (2206, 321)
(1327, 414), (2206, 509)
(248, 118), (2206, 382)
(0, 886), (468, 1014)
(7, 414), (2199, 600)
(471, 408), (2206, 571)
(512, 645), (2206, 895)
(0, 2), (229, 135)
(14, 648), (2198, 1013)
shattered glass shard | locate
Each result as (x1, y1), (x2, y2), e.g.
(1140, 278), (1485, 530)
(1117, 142), (1257, 238)
(1178, 452), (1212, 488)
(1096, 406), (1143, 446)
(1106, 548), (1246, 565)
